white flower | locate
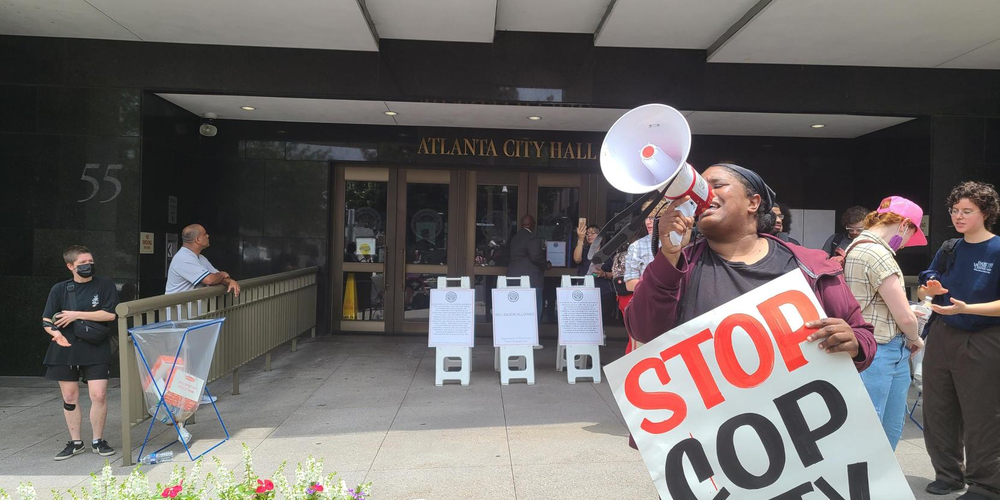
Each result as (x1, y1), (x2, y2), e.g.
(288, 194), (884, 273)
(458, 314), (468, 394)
(15, 484), (36, 500)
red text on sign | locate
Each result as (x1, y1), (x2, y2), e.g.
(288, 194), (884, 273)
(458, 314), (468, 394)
(623, 289), (820, 435)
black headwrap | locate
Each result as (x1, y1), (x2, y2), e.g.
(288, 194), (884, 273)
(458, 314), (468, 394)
(714, 163), (776, 213)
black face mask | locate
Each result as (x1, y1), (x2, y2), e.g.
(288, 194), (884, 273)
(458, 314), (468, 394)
(76, 263), (95, 278)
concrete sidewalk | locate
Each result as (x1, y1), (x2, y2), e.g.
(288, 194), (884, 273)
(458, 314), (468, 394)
(0, 335), (948, 499)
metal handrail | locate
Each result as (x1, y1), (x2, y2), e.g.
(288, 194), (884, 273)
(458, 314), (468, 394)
(116, 266), (319, 465)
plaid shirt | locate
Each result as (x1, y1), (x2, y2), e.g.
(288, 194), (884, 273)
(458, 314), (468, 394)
(843, 231), (905, 343)
(624, 234), (656, 282)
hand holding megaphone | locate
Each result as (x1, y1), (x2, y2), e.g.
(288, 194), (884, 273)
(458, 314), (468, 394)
(657, 196), (696, 265)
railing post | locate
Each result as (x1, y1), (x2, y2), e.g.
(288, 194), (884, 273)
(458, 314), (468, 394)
(232, 367), (240, 395)
(119, 318), (133, 466)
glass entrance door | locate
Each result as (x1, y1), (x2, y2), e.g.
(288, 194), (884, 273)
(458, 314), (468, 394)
(337, 167), (392, 332)
(392, 169), (459, 333)
(532, 173), (589, 330)
(332, 165), (626, 338)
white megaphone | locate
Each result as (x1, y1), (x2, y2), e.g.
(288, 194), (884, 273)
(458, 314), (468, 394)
(601, 104), (713, 246)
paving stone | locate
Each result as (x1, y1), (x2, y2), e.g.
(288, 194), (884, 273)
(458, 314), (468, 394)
(365, 466), (516, 500)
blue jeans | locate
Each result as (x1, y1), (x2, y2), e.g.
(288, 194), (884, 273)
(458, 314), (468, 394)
(859, 334), (911, 450)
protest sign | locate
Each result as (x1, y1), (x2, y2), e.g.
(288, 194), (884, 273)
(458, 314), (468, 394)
(492, 288), (539, 346)
(603, 270), (912, 499)
(557, 287), (604, 345)
(428, 288), (475, 347)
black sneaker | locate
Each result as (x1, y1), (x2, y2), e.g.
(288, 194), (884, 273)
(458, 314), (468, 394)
(91, 439), (115, 457)
(54, 441), (86, 461)
(957, 492), (991, 500)
(926, 480), (965, 495)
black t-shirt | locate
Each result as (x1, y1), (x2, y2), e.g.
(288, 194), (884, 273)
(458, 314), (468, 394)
(42, 277), (119, 366)
(678, 239), (799, 324)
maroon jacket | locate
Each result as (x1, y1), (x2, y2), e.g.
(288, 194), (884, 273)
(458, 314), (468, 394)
(624, 233), (876, 372)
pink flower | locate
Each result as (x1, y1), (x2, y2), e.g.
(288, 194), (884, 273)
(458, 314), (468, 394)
(256, 478), (274, 494)
(161, 484), (182, 498)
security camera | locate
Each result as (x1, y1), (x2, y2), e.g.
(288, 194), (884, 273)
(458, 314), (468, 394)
(199, 112), (218, 137)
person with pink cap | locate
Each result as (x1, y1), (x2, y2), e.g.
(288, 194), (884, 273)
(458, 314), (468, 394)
(842, 195), (928, 450)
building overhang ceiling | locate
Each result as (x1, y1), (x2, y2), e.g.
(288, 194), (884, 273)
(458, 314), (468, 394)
(158, 93), (914, 139)
(2, 1), (998, 69)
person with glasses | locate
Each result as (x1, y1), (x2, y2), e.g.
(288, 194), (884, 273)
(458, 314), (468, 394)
(573, 221), (616, 322)
(917, 181), (1000, 499)
(842, 197), (927, 451)
(770, 201), (800, 244)
(823, 206), (870, 258)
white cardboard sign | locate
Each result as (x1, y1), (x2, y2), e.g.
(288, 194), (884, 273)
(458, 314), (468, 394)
(428, 288), (475, 347)
(603, 271), (912, 500)
(492, 288), (539, 346)
(556, 287), (604, 345)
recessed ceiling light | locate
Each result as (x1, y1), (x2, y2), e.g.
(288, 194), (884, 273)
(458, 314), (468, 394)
(241, 106), (256, 111)
(527, 116), (542, 121)
(384, 111), (398, 116)
(811, 124), (826, 129)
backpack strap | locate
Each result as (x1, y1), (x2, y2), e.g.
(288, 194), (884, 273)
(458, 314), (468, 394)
(938, 238), (960, 275)
(844, 239), (878, 260)
(831, 232), (846, 254)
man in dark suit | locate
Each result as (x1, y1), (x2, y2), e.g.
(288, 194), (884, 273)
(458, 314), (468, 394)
(507, 215), (549, 317)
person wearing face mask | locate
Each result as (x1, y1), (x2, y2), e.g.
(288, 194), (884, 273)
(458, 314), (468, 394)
(842, 196), (927, 451)
(916, 181), (1000, 499)
(41, 245), (120, 461)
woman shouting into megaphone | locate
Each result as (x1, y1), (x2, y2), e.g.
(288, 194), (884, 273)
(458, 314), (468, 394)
(624, 164), (877, 380)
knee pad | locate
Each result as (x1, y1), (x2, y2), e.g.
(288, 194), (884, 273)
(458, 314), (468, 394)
(63, 401), (76, 411)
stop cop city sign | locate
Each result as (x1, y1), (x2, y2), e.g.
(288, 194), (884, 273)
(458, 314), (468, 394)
(603, 270), (912, 500)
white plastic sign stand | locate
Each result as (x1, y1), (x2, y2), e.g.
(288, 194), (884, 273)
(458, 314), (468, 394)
(556, 275), (603, 384)
(603, 271), (912, 499)
(493, 276), (537, 385)
(430, 277), (473, 386)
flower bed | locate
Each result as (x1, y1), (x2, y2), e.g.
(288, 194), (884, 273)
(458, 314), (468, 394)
(0, 444), (371, 500)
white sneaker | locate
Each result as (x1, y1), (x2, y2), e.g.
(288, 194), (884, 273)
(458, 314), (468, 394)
(199, 394), (217, 405)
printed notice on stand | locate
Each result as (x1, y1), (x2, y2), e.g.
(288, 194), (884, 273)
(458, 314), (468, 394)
(428, 288), (475, 347)
(556, 287), (604, 345)
(492, 288), (539, 346)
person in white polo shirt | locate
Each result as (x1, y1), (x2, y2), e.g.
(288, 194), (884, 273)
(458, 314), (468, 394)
(166, 223), (240, 405)
(167, 224), (241, 296)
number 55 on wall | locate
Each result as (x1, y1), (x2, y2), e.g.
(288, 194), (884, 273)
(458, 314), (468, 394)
(77, 163), (123, 203)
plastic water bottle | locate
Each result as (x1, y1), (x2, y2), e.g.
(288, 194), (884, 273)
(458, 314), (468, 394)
(177, 426), (192, 445)
(911, 296), (934, 337)
(140, 451), (174, 465)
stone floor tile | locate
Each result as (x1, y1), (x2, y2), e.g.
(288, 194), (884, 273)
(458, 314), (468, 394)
(512, 462), (658, 500)
(365, 466), (516, 500)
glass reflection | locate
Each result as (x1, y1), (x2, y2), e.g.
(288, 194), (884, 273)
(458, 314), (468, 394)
(406, 184), (449, 265)
(342, 272), (385, 321)
(344, 181), (387, 263)
(606, 189), (642, 235)
(475, 185), (518, 266)
(536, 186), (580, 268)
(403, 273), (445, 322)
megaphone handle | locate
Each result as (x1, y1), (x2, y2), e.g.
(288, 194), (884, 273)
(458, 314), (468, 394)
(659, 200), (698, 250)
